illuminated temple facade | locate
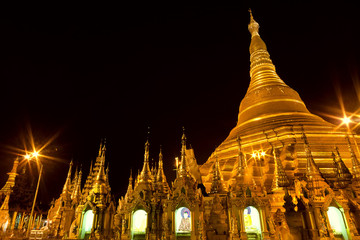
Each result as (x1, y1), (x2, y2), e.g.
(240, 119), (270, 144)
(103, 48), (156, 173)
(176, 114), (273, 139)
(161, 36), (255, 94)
(113, 12), (360, 240)
(4, 11), (360, 240)
(46, 139), (116, 239)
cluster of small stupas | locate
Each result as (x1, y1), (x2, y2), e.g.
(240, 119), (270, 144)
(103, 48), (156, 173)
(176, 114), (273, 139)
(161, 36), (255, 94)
(0, 11), (360, 240)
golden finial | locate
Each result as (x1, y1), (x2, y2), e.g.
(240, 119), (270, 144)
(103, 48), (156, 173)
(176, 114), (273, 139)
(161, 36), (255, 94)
(248, 8), (259, 38)
(139, 132), (152, 183)
(179, 127), (188, 177)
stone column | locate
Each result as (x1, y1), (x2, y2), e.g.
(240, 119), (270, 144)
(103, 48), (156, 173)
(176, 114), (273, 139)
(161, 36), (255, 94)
(238, 207), (247, 240)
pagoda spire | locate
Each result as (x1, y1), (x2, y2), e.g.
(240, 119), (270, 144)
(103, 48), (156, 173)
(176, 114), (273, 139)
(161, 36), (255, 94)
(301, 131), (327, 200)
(210, 153), (226, 194)
(94, 153), (106, 184)
(62, 161), (73, 195)
(271, 148), (290, 191)
(345, 135), (360, 180)
(156, 146), (169, 193)
(232, 10), (314, 130)
(98, 138), (106, 158)
(125, 170), (133, 202)
(247, 9), (287, 92)
(0, 157), (19, 195)
(332, 147), (352, 188)
(235, 136), (246, 178)
(71, 168), (82, 201)
(178, 127), (189, 177)
(139, 139), (152, 183)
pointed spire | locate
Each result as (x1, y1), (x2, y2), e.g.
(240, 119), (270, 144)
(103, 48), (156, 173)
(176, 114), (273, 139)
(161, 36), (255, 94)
(210, 153), (226, 194)
(95, 153), (106, 184)
(301, 132), (321, 177)
(0, 157), (19, 194)
(233, 10), (313, 131)
(139, 139), (152, 183)
(62, 161), (73, 195)
(235, 136), (246, 178)
(125, 170), (133, 202)
(179, 127), (189, 177)
(247, 10), (286, 91)
(248, 9), (260, 39)
(71, 168), (82, 201)
(156, 146), (169, 193)
(271, 148), (290, 191)
(332, 147), (352, 188)
(345, 135), (360, 180)
(301, 131), (327, 200)
(98, 138), (106, 158)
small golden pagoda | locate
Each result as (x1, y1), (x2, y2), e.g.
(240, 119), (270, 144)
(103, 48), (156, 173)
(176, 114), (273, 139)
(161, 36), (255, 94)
(47, 139), (115, 239)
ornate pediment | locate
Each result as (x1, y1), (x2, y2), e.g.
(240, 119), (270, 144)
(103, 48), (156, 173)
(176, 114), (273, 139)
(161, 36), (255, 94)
(127, 197), (151, 213)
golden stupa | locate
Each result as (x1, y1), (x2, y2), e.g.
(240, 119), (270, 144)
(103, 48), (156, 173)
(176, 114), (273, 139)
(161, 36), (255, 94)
(200, 11), (359, 191)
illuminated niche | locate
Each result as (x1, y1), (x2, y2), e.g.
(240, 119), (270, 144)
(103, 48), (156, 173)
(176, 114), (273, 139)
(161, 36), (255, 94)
(175, 207), (191, 234)
(80, 210), (94, 239)
(243, 206), (261, 234)
(327, 207), (348, 240)
(132, 209), (147, 234)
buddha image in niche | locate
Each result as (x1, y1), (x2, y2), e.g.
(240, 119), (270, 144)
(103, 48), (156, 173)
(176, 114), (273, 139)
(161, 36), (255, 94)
(178, 207), (191, 232)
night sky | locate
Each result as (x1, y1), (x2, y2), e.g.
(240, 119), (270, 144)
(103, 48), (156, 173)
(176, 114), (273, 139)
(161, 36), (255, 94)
(0, 3), (359, 205)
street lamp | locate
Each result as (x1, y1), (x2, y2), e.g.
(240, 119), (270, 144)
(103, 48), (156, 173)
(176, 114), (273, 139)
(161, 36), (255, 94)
(26, 150), (43, 238)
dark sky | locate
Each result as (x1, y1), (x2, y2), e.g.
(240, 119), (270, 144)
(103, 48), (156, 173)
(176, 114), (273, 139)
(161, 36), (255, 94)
(0, 3), (359, 205)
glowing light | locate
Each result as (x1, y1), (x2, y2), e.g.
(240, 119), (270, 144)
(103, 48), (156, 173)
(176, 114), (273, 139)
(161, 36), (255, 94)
(327, 207), (348, 239)
(252, 153), (257, 158)
(342, 116), (352, 125)
(261, 151), (266, 156)
(244, 206), (261, 234)
(25, 154), (31, 160)
(80, 210), (94, 239)
(32, 151), (39, 158)
(132, 210), (147, 233)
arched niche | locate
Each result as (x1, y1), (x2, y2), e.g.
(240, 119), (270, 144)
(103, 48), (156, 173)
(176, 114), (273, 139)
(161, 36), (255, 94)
(131, 209), (147, 239)
(80, 209), (94, 239)
(243, 206), (261, 239)
(175, 207), (191, 236)
(327, 206), (349, 240)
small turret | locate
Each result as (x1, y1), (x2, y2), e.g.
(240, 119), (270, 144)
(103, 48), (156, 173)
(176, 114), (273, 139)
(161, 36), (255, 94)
(71, 168), (82, 201)
(210, 153), (226, 194)
(345, 135), (360, 180)
(125, 170), (134, 202)
(139, 139), (152, 184)
(156, 147), (170, 194)
(271, 148), (290, 191)
(178, 128), (190, 177)
(302, 131), (328, 200)
(62, 161), (73, 196)
(332, 146), (352, 188)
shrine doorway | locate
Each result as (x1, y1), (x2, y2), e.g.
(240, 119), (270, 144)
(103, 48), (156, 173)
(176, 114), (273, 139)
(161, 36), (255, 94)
(80, 210), (94, 239)
(327, 207), (348, 240)
(243, 206), (262, 239)
(131, 209), (147, 240)
(175, 207), (191, 240)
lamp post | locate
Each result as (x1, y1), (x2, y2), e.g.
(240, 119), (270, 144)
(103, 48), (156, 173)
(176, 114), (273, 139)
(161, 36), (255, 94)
(26, 151), (43, 238)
